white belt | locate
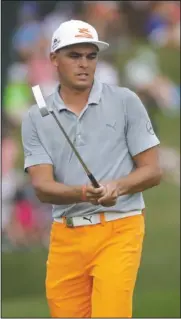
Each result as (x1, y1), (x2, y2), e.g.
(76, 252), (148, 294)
(54, 210), (142, 227)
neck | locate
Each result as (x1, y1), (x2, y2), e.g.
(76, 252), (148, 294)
(59, 83), (93, 113)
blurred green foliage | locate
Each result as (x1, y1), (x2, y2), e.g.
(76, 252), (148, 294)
(157, 112), (180, 149)
(115, 40), (180, 84)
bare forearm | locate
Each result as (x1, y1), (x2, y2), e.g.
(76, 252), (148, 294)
(35, 181), (83, 205)
(117, 166), (162, 196)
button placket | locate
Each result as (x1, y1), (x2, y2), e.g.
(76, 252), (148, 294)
(75, 119), (82, 145)
(66, 113), (79, 162)
(75, 107), (88, 146)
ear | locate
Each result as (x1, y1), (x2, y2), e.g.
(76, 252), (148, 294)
(50, 53), (59, 67)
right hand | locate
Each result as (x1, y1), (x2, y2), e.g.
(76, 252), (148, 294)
(85, 184), (106, 205)
(97, 181), (119, 207)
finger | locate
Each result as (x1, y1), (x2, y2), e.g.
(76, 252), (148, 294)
(101, 201), (116, 207)
(86, 190), (106, 199)
(98, 197), (117, 205)
(97, 189), (117, 204)
(88, 195), (104, 202)
(86, 190), (105, 196)
(87, 196), (101, 203)
(86, 186), (106, 196)
(97, 194), (110, 204)
(99, 197), (117, 205)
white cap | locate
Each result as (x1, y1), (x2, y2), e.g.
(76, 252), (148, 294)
(51, 20), (109, 52)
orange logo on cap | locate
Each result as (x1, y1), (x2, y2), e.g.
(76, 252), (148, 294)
(75, 28), (93, 39)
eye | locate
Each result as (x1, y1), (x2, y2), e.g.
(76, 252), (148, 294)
(69, 53), (81, 59)
(87, 53), (97, 60)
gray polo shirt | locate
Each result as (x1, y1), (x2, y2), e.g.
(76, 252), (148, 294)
(21, 79), (160, 218)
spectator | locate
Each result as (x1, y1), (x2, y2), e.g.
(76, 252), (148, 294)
(145, 1), (180, 48)
(2, 133), (23, 247)
(3, 62), (32, 126)
(12, 1), (43, 61)
(82, 1), (122, 43)
(124, 47), (180, 130)
(95, 57), (120, 86)
(26, 37), (58, 97)
(42, 1), (75, 44)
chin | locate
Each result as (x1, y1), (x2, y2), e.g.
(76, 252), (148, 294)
(73, 81), (92, 90)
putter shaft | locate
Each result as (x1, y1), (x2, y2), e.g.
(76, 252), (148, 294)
(50, 112), (100, 188)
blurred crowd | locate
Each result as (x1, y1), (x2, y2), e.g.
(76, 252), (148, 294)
(2, 1), (180, 251)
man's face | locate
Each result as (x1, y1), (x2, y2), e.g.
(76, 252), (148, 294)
(50, 43), (99, 90)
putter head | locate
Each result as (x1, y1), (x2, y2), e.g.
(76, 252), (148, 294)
(32, 85), (49, 117)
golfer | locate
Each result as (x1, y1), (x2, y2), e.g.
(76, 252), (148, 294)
(21, 20), (162, 318)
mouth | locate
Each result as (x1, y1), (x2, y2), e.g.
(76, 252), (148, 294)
(76, 73), (89, 78)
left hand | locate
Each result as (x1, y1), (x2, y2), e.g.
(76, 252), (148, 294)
(97, 180), (119, 207)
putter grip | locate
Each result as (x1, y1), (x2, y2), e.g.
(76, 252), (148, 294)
(88, 173), (100, 188)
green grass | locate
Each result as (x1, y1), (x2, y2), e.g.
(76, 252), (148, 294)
(2, 296), (49, 317)
(133, 181), (180, 318)
(3, 289), (179, 318)
(157, 113), (180, 150)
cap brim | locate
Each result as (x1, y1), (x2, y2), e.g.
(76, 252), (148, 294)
(52, 39), (109, 52)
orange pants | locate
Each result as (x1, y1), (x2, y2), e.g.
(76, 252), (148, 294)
(46, 214), (145, 318)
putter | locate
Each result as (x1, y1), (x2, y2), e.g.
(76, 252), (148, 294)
(32, 85), (100, 188)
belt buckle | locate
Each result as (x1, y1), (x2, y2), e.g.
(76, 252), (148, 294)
(66, 217), (74, 228)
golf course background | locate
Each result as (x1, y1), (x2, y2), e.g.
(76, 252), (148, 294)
(2, 1), (180, 318)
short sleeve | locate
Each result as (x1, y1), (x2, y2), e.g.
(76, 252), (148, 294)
(125, 89), (160, 156)
(21, 111), (53, 172)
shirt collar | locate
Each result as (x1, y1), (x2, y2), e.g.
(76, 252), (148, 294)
(87, 77), (103, 105)
(53, 77), (103, 112)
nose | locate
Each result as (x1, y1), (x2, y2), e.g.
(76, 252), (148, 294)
(79, 56), (88, 69)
